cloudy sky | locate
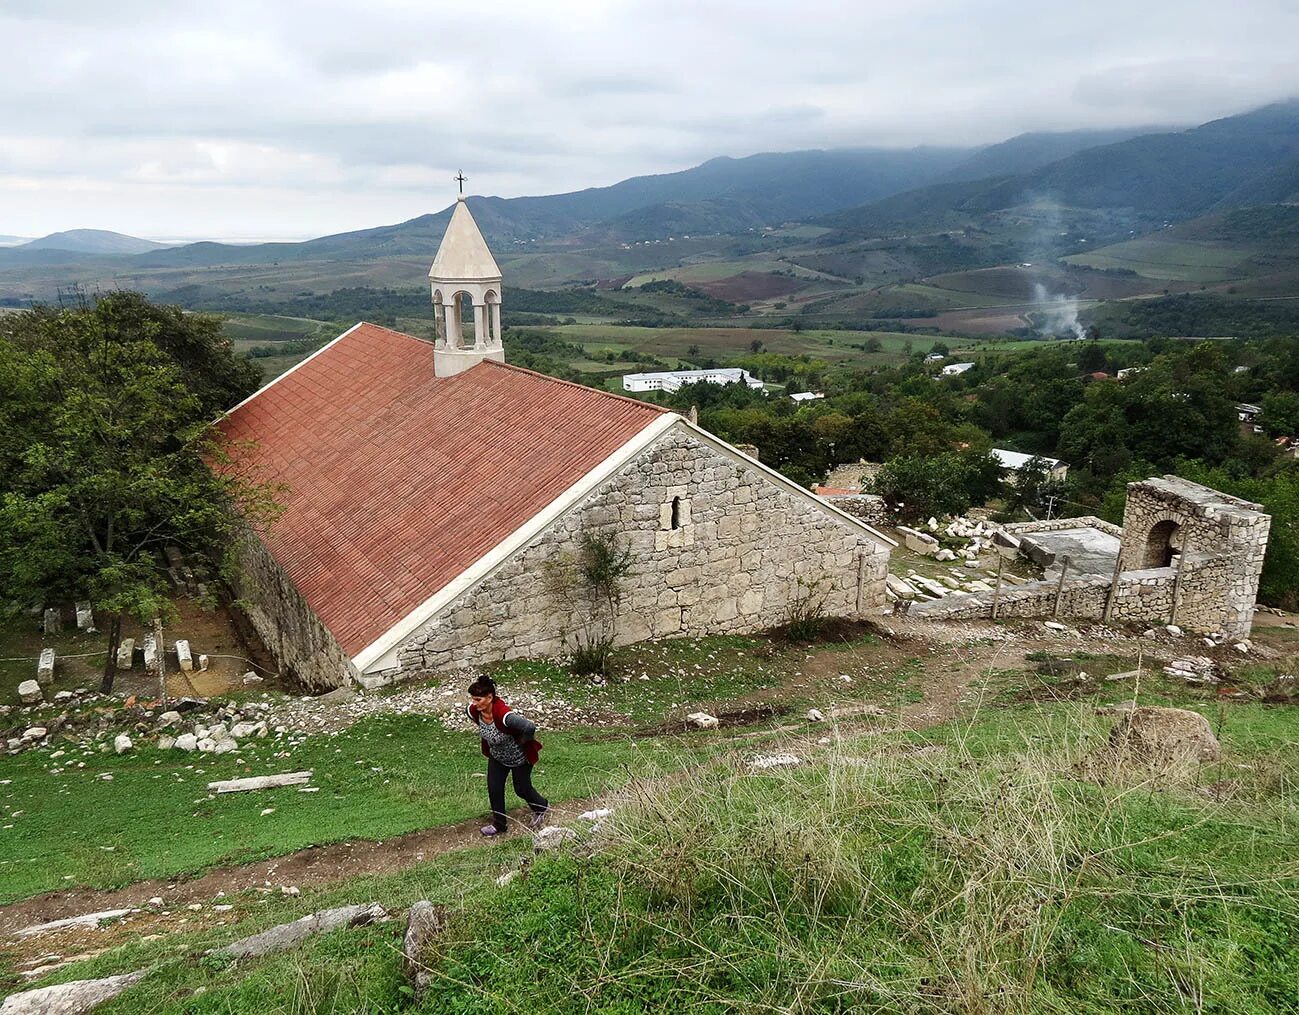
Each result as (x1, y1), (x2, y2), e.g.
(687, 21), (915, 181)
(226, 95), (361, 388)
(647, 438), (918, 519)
(3, 0), (1297, 240)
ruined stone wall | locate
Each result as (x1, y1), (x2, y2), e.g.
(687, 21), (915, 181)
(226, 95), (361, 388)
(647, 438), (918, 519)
(822, 493), (892, 527)
(232, 528), (357, 692)
(393, 428), (890, 675)
(908, 574), (1110, 622)
(1118, 477), (1269, 639)
(1005, 516), (1124, 538)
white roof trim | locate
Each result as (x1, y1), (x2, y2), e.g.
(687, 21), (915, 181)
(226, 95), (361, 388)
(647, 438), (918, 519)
(352, 411), (680, 672)
(675, 419), (898, 549)
(224, 321), (366, 416)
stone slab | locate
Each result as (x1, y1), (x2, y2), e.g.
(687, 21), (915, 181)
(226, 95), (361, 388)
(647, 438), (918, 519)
(36, 649), (55, 686)
(1018, 527), (1120, 577)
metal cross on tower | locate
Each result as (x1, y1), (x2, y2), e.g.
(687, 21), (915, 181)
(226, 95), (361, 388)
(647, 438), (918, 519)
(455, 170), (466, 194)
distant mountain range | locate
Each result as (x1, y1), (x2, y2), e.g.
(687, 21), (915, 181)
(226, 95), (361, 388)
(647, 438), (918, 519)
(14, 229), (169, 255)
(821, 101), (1299, 238)
(3, 101), (1298, 275)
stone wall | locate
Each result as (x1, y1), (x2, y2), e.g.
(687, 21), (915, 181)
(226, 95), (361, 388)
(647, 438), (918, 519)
(818, 492), (891, 528)
(1006, 516), (1123, 538)
(231, 528), (358, 691)
(393, 428), (890, 675)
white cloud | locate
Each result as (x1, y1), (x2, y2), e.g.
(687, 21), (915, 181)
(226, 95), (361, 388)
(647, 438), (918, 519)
(1, 0), (1297, 237)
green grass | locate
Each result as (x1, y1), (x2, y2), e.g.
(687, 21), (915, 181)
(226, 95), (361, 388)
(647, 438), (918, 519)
(0, 714), (658, 904)
(34, 701), (1296, 1013)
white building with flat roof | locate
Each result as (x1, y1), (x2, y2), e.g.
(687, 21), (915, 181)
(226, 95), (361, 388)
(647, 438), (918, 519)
(992, 448), (1069, 481)
(623, 368), (764, 393)
(940, 362), (975, 376)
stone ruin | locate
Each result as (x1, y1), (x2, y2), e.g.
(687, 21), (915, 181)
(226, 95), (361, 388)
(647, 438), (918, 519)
(910, 475), (1271, 640)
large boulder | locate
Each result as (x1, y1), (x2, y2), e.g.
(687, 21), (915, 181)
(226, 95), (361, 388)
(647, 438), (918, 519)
(1107, 706), (1222, 768)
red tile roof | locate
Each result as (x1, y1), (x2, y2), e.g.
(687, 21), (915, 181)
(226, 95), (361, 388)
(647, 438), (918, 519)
(219, 323), (671, 657)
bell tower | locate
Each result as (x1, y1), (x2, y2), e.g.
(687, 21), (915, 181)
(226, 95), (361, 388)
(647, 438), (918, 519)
(429, 178), (504, 377)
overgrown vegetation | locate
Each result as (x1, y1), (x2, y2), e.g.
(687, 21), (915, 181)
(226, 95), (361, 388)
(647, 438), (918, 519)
(0, 292), (279, 688)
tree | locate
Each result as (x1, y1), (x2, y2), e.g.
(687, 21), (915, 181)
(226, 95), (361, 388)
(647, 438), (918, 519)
(871, 450), (1001, 522)
(0, 292), (277, 690)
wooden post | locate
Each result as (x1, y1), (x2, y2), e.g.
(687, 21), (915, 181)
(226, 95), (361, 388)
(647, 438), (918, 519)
(1169, 550), (1188, 627)
(1101, 551), (1124, 623)
(1052, 555), (1071, 619)
(154, 616), (168, 708)
(991, 553), (1004, 620)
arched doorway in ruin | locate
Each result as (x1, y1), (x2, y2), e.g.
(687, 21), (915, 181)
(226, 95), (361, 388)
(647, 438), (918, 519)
(1141, 518), (1182, 568)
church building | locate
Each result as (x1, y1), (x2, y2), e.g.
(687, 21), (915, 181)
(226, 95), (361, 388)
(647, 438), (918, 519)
(221, 192), (894, 690)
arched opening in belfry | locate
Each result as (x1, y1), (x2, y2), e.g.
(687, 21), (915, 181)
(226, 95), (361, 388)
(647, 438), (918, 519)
(432, 290), (446, 346)
(484, 289), (500, 344)
(451, 291), (476, 349)
(1142, 518), (1182, 569)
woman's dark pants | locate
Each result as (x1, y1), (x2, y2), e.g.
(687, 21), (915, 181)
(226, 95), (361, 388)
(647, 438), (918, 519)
(486, 758), (548, 832)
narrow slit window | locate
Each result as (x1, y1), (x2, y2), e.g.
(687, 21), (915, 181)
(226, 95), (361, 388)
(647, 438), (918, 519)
(670, 496), (681, 530)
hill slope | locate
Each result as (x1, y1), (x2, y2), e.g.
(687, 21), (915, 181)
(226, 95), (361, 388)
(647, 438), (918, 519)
(825, 100), (1299, 238)
(19, 229), (169, 255)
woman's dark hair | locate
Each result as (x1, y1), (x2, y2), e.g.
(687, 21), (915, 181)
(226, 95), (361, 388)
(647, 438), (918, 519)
(467, 675), (497, 697)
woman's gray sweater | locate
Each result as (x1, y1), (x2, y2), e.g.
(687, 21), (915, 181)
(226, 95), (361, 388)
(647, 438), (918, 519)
(467, 705), (537, 768)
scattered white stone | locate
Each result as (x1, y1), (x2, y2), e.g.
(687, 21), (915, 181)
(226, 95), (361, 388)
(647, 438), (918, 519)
(187, 903), (202, 912)
(1234, 642), (1250, 654)
(22, 727), (47, 741)
(53, 690), (73, 703)
(147, 897), (163, 907)
(196, 738), (217, 753)
(1044, 621), (1067, 632)
(578, 808), (613, 822)
(113, 734), (132, 755)
(281, 885), (300, 896)
(533, 826), (579, 851)
(806, 708), (825, 722)
(749, 754), (801, 770)
(1165, 625), (1183, 637)
(210, 902), (384, 959)
(686, 712), (719, 729)
(116, 638), (135, 670)
(242, 672), (263, 686)
(495, 869), (520, 886)
(260, 808), (275, 817)
(212, 740), (237, 755)
(175, 640), (193, 672)
(157, 711), (182, 727)
(173, 734), (198, 751)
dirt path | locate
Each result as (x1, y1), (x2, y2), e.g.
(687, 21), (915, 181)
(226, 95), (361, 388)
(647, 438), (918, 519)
(0, 799), (594, 948)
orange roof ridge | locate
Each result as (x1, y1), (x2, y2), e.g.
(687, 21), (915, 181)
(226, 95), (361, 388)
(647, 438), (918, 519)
(477, 359), (674, 415)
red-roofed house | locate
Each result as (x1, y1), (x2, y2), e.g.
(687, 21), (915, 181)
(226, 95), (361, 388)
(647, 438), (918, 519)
(221, 196), (894, 689)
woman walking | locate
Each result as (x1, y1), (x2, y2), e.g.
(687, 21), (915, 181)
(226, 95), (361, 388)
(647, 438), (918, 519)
(466, 676), (549, 836)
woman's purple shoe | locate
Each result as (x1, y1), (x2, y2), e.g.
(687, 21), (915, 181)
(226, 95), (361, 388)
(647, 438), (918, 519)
(480, 825), (501, 837)
(528, 810), (548, 830)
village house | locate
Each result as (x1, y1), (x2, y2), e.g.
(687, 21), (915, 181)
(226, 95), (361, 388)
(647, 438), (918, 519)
(991, 448), (1069, 483)
(221, 193), (894, 690)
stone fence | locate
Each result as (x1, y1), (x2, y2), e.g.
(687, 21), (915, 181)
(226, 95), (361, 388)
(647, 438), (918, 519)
(909, 549), (1244, 635)
(1004, 516), (1123, 538)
